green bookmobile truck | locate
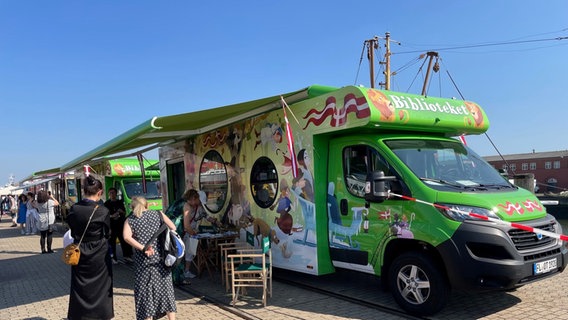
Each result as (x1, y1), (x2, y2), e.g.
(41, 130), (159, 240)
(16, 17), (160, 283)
(158, 85), (567, 315)
(76, 158), (162, 214)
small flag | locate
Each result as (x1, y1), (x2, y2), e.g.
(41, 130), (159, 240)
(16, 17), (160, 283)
(84, 165), (91, 177)
(137, 154), (147, 193)
(281, 96), (298, 178)
(459, 134), (467, 145)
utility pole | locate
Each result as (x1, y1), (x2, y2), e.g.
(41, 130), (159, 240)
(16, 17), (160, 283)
(380, 32), (401, 90)
(366, 36), (379, 88)
(421, 51), (439, 96)
(367, 32), (400, 90)
(382, 32), (392, 90)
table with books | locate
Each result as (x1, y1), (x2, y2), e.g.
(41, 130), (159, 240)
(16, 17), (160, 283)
(191, 230), (239, 278)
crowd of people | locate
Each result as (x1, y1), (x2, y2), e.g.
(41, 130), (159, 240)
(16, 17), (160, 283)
(0, 194), (17, 227)
(1, 192), (54, 237)
(4, 174), (221, 320)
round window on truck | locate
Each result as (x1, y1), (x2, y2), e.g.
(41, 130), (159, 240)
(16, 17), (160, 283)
(250, 157), (278, 208)
(199, 150), (228, 213)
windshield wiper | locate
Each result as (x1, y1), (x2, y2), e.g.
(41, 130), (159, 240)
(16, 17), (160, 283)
(476, 183), (515, 190)
(419, 177), (472, 189)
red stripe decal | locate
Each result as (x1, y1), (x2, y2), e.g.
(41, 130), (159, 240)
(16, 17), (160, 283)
(511, 223), (533, 232)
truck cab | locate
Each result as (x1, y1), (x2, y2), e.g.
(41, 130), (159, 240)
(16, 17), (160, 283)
(327, 134), (566, 315)
(75, 158), (163, 214)
(112, 176), (162, 215)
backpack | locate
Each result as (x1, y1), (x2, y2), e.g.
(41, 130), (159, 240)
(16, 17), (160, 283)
(145, 212), (185, 269)
(162, 228), (185, 268)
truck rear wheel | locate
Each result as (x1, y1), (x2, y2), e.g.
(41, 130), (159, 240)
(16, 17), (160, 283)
(388, 252), (449, 316)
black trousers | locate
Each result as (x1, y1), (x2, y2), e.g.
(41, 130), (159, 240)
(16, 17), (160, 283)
(40, 229), (53, 252)
(108, 221), (132, 259)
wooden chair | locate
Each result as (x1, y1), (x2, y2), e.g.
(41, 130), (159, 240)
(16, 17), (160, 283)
(219, 231), (255, 291)
(229, 234), (272, 307)
(219, 241), (250, 291)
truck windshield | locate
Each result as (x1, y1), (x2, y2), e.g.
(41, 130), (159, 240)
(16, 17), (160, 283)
(123, 180), (162, 199)
(385, 139), (513, 191)
(67, 179), (77, 197)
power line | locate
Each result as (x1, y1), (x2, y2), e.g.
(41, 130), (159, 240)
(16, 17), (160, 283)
(394, 36), (568, 55)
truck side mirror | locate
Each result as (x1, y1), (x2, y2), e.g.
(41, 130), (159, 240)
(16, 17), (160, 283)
(497, 168), (509, 178)
(365, 171), (396, 203)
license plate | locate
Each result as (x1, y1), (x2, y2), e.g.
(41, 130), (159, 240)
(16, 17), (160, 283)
(533, 258), (557, 275)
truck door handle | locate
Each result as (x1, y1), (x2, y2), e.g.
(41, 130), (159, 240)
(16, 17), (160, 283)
(340, 199), (349, 216)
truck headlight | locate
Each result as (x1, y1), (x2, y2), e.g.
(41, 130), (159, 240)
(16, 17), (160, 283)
(437, 204), (501, 222)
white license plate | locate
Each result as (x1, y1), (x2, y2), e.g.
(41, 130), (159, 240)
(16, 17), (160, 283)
(533, 258), (557, 275)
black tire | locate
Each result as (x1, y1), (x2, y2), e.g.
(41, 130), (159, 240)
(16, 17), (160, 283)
(388, 252), (449, 316)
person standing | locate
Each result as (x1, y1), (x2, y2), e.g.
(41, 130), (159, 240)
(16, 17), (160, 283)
(16, 194), (27, 235)
(1, 195), (13, 223)
(123, 196), (177, 320)
(0, 196), (7, 220)
(25, 192), (38, 235)
(104, 187), (133, 264)
(181, 189), (218, 281)
(67, 175), (114, 320)
(36, 190), (59, 253)
(10, 195), (18, 227)
(163, 196), (188, 284)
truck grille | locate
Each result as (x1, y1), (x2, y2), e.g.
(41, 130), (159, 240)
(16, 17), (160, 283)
(508, 222), (556, 251)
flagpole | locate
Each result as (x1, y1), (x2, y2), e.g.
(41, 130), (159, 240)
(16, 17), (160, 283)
(282, 98), (301, 125)
(137, 153), (148, 193)
(280, 96), (322, 161)
(281, 96), (299, 178)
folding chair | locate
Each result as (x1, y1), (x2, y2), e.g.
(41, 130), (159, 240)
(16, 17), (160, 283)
(229, 234), (272, 306)
(219, 241), (250, 291)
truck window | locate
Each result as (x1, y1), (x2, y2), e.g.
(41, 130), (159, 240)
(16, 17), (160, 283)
(199, 150), (228, 213)
(67, 180), (77, 197)
(343, 145), (396, 197)
(386, 139), (513, 191)
(123, 180), (162, 200)
(114, 182), (122, 200)
(250, 156), (278, 208)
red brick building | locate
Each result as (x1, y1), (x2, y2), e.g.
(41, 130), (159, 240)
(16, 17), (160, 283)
(484, 150), (568, 193)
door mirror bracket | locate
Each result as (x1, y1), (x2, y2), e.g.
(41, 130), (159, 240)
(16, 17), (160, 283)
(365, 171), (396, 203)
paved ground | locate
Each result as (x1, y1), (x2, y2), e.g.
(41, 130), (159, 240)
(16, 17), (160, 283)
(2, 213), (568, 320)
(0, 219), (245, 320)
(0, 216), (402, 320)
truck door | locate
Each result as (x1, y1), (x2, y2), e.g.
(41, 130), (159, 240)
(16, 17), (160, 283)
(327, 139), (404, 274)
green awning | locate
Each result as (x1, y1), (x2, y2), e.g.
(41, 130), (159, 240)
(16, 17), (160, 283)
(19, 167), (62, 185)
(15, 175), (60, 190)
(59, 85), (337, 172)
(33, 167), (62, 177)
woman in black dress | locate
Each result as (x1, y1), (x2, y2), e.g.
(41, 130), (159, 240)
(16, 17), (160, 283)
(124, 196), (177, 320)
(67, 175), (114, 320)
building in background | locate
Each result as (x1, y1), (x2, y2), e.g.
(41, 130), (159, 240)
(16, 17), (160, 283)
(484, 150), (568, 194)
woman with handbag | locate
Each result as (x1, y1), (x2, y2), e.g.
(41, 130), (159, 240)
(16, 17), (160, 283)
(123, 196), (177, 320)
(36, 190), (59, 253)
(66, 175), (114, 320)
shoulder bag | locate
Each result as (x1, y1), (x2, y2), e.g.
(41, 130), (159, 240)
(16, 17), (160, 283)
(144, 211), (185, 269)
(62, 205), (99, 266)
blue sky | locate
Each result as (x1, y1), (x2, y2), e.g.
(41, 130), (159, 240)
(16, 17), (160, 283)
(1, 1), (567, 185)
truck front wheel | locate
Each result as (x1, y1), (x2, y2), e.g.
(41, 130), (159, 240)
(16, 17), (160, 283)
(388, 252), (449, 316)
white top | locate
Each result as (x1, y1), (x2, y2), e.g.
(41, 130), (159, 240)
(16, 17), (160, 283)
(37, 200), (56, 225)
